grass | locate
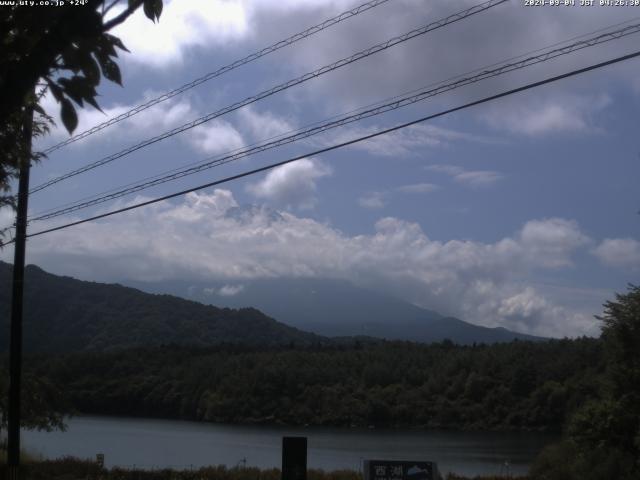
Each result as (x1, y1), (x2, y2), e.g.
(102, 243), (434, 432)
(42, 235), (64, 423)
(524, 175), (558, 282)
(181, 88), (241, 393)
(0, 457), (529, 480)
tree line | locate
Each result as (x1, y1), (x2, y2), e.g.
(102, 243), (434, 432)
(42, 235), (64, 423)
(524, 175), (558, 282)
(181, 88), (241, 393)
(1, 285), (637, 479)
(13, 337), (602, 432)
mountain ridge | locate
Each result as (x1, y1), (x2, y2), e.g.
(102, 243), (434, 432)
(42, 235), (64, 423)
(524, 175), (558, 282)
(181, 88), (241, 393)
(0, 261), (325, 352)
(0, 261), (544, 351)
(124, 276), (545, 344)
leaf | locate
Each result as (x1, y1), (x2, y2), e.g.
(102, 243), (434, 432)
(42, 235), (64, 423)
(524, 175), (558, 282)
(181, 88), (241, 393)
(143, 0), (162, 22)
(99, 56), (122, 86)
(154, 0), (163, 20)
(97, 35), (117, 58)
(61, 46), (81, 73)
(105, 33), (130, 53)
(57, 76), (102, 111)
(80, 54), (101, 86)
(58, 77), (84, 106)
(60, 97), (78, 134)
(46, 79), (64, 102)
(33, 103), (45, 116)
(83, 94), (102, 112)
(143, 0), (154, 22)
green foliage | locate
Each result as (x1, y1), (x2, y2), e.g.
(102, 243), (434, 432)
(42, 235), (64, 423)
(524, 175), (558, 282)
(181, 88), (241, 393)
(0, 369), (69, 438)
(446, 476), (528, 480)
(0, 457), (536, 480)
(4, 456), (533, 480)
(530, 438), (637, 480)
(0, 262), (325, 352)
(7, 460), (363, 480)
(0, 94), (51, 236)
(0, 0), (164, 131)
(598, 284), (640, 400)
(15, 337), (603, 432)
(531, 285), (640, 479)
(529, 441), (578, 480)
(0, 0), (164, 226)
(0, 261), (608, 437)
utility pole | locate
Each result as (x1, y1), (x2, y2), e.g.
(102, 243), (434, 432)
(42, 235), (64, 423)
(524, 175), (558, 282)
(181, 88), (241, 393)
(7, 104), (34, 477)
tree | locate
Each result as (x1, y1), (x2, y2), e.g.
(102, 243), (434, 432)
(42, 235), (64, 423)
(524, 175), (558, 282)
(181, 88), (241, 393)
(582, 284), (640, 469)
(531, 285), (640, 480)
(598, 283), (640, 401)
(0, 0), (164, 432)
(0, 370), (69, 440)
(0, 0), (164, 225)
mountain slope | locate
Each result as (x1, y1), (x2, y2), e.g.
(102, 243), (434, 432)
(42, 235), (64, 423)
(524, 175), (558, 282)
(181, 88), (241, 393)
(128, 277), (545, 344)
(0, 262), (324, 352)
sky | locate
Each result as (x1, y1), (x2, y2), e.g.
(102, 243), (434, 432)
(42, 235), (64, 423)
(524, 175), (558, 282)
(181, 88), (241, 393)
(1, 0), (640, 337)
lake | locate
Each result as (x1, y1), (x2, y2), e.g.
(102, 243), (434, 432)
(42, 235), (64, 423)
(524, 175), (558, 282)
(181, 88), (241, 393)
(22, 416), (556, 477)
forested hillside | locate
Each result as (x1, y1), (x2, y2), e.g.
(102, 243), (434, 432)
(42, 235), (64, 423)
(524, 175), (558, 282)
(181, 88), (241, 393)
(23, 338), (603, 431)
(0, 262), (324, 352)
(1, 262), (545, 350)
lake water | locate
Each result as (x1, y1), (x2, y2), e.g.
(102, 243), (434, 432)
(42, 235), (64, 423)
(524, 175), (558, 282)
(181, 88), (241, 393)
(22, 416), (556, 477)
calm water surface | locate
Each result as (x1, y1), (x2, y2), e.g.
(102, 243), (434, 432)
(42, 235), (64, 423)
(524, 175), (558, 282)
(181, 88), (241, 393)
(23, 416), (556, 477)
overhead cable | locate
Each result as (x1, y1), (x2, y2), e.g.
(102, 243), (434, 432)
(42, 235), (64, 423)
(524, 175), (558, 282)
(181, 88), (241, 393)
(28, 22), (640, 222)
(12, 48), (639, 243)
(41, 0), (393, 154)
(29, 0), (508, 194)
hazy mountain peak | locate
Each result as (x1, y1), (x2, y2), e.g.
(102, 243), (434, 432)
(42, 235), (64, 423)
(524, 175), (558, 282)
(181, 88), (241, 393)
(126, 275), (546, 344)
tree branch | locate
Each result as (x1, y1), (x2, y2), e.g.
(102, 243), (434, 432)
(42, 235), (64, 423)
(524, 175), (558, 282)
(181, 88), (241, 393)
(102, 0), (122, 19)
(102, 0), (143, 32)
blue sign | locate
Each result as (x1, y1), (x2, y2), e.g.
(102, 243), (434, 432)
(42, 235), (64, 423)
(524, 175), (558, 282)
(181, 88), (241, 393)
(364, 460), (439, 480)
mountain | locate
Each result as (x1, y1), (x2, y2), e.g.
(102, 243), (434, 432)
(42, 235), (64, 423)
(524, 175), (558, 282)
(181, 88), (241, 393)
(0, 261), (325, 353)
(126, 277), (545, 344)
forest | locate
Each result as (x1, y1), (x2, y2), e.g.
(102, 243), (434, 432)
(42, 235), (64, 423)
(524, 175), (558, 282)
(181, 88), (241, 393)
(14, 338), (602, 432)
(0, 281), (637, 479)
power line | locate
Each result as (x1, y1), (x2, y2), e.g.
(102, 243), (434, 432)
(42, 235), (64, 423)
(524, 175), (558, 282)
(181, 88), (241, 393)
(28, 22), (640, 222)
(29, 0), (508, 195)
(41, 0), (392, 155)
(15, 48), (640, 243)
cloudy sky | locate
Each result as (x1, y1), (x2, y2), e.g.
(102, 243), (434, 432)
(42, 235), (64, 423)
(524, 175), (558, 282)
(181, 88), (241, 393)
(2, 0), (640, 337)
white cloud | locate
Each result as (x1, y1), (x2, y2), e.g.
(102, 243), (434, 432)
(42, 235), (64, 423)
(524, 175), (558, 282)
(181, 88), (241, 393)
(0, 207), (15, 246)
(246, 157), (331, 209)
(495, 287), (595, 338)
(593, 238), (640, 269)
(112, 0), (249, 68)
(518, 218), (590, 268)
(236, 106), (296, 141)
(0, 207), (14, 231)
(426, 164), (504, 189)
(35, 92), (132, 149)
(314, 124), (490, 157)
(8, 191), (601, 337)
(99, 0), (638, 132)
(215, 285), (244, 297)
(35, 90), (246, 157)
(396, 183), (439, 194)
(111, 0), (379, 70)
(482, 94), (612, 137)
(358, 191), (387, 209)
(270, 0), (638, 117)
(188, 120), (245, 155)
(454, 170), (504, 188)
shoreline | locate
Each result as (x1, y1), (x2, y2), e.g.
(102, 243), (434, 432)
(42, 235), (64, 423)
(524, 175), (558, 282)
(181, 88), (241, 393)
(23, 415), (551, 478)
(9, 457), (531, 480)
(62, 411), (561, 434)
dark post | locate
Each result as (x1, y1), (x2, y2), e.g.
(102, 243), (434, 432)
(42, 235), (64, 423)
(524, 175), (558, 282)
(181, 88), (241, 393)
(7, 105), (34, 474)
(282, 437), (307, 480)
